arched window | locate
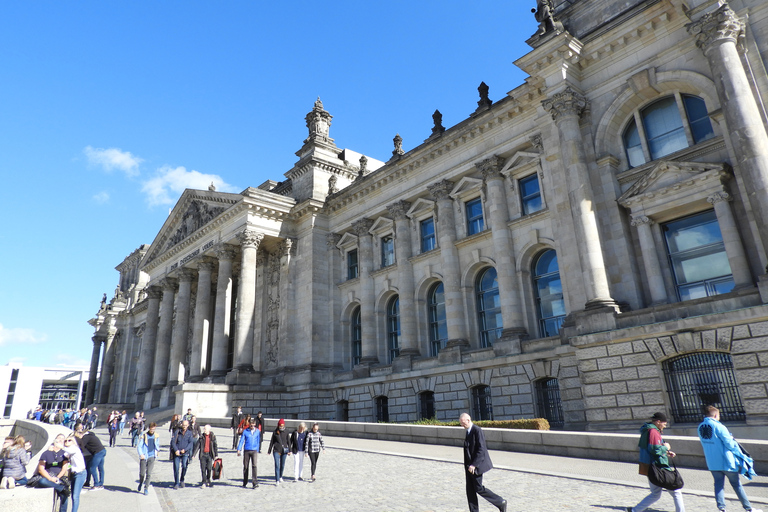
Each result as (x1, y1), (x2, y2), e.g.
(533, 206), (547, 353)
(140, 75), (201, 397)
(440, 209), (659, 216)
(419, 391), (435, 420)
(533, 250), (566, 337)
(428, 282), (448, 356)
(336, 400), (349, 422)
(476, 268), (502, 348)
(535, 378), (565, 429)
(623, 94), (714, 167)
(471, 385), (493, 421)
(375, 396), (389, 422)
(387, 296), (401, 363)
(351, 306), (362, 366)
(663, 352), (745, 423)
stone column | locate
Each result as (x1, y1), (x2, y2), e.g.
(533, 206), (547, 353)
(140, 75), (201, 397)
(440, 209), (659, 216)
(387, 201), (419, 356)
(542, 87), (617, 310)
(136, 286), (161, 394)
(232, 228), (263, 373)
(151, 277), (177, 389)
(428, 180), (469, 346)
(97, 331), (117, 404)
(353, 218), (378, 364)
(708, 191), (753, 289)
(85, 337), (103, 405)
(168, 269), (195, 386)
(189, 257), (216, 381)
(209, 246), (236, 379)
(688, 5), (768, 264)
(630, 215), (668, 306)
(478, 156), (526, 335)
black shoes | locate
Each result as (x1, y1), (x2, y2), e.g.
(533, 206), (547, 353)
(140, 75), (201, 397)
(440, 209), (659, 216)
(498, 501), (507, 512)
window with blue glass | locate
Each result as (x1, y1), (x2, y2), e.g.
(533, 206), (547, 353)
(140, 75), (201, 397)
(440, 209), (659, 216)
(381, 236), (395, 268)
(663, 210), (734, 301)
(476, 267), (502, 348)
(519, 174), (543, 215)
(420, 218), (436, 253)
(347, 249), (359, 280)
(428, 282), (448, 356)
(533, 250), (566, 337)
(387, 296), (401, 363)
(351, 306), (362, 366)
(465, 197), (484, 235)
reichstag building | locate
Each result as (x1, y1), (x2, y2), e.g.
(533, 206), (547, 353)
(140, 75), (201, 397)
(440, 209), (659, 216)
(88, 0), (768, 432)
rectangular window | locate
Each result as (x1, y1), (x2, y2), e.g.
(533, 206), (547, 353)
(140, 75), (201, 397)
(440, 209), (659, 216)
(381, 236), (395, 267)
(347, 249), (359, 280)
(519, 174), (543, 215)
(420, 218), (436, 253)
(466, 198), (484, 235)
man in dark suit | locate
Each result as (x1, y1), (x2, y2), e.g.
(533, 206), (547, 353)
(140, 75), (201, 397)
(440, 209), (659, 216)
(460, 413), (507, 512)
(231, 406), (245, 449)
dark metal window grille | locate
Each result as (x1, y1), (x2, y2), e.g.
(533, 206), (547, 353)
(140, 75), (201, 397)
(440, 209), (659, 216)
(347, 249), (359, 280)
(536, 378), (565, 429)
(375, 396), (389, 422)
(336, 400), (349, 422)
(472, 385), (493, 421)
(387, 297), (401, 363)
(419, 391), (435, 420)
(663, 352), (745, 423)
(351, 307), (362, 366)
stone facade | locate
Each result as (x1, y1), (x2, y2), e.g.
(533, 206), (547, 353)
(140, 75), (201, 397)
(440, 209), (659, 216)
(89, 0), (768, 433)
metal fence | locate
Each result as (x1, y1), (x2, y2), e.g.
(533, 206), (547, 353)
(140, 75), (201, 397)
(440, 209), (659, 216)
(536, 378), (565, 429)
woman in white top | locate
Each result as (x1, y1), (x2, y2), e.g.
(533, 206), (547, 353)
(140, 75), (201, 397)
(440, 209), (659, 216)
(62, 436), (87, 512)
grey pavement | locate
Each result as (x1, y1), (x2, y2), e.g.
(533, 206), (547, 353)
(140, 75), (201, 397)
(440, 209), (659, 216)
(3, 425), (767, 512)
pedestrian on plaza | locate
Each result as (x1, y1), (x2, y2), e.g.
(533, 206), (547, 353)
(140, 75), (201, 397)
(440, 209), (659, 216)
(183, 409), (194, 423)
(108, 416), (119, 447)
(129, 412), (144, 448)
(231, 406), (245, 450)
(75, 424), (106, 491)
(459, 413), (507, 512)
(81, 409), (91, 429)
(89, 408), (99, 430)
(1, 435), (31, 488)
(627, 412), (684, 512)
(62, 435), (87, 512)
(290, 422), (308, 481)
(195, 425), (218, 488)
(171, 420), (194, 489)
(237, 417), (261, 488)
(698, 406), (762, 512)
(304, 422), (326, 482)
(137, 422), (160, 495)
(118, 410), (127, 435)
(189, 416), (202, 459)
(169, 414), (181, 460)
(255, 411), (265, 452)
(268, 419), (291, 485)
(33, 434), (71, 510)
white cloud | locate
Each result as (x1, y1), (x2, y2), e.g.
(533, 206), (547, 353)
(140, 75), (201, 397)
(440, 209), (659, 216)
(84, 146), (143, 177)
(141, 165), (238, 207)
(93, 191), (110, 204)
(0, 323), (48, 346)
(54, 354), (91, 367)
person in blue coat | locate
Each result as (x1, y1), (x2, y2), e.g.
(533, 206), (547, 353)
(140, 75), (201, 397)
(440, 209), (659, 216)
(237, 418), (261, 488)
(698, 406), (762, 512)
(170, 420), (194, 489)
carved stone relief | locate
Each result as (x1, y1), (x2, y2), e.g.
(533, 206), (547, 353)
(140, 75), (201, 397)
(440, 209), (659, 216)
(166, 200), (226, 250)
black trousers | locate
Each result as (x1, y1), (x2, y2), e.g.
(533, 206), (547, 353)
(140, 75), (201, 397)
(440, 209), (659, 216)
(308, 451), (320, 476)
(199, 453), (214, 484)
(465, 471), (504, 512)
(242, 450), (258, 485)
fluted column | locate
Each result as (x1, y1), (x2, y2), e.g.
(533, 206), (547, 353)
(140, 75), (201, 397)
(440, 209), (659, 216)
(233, 229), (263, 372)
(428, 180), (469, 346)
(189, 257), (216, 381)
(387, 201), (419, 356)
(151, 277), (177, 389)
(543, 87), (617, 310)
(708, 191), (753, 289)
(210, 246), (236, 378)
(97, 332), (117, 403)
(478, 156), (526, 334)
(136, 286), (161, 393)
(688, 5), (768, 263)
(353, 218), (378, 364)
(630, 215), (668, 306)
(168, 269), (195, 386)
(85, 337), (103, 405)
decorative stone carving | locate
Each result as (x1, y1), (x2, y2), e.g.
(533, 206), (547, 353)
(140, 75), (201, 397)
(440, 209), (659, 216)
(326, 232), (342, 248)
(542, 87), (588, 122)
(215, 245), (237, 261)
(208, 182), (216, 191)
(178, 268), (197, 282)
(237, 229), (264, 249)
(687, 5), (745, 53)
(166, 200), (226, 250)
(476, 82), (492, 112)
(145, 285), (162, 300)
(355, 155), (368, 181)
(707, 191), (732, 204)
(392, 134), (405, 158)
(477, 155), (504, 181)
(159, 277), (178, 292)
(427, 179), (454, 202)
(630, 214), (654, 227)
(305, 97), (333, 143)
(280, 238), (295, 258)
(352, 218), (375, 237)
(387, 200), (412, 220)
(197, 256), (217, 272)
(431, 110), (446, 136)
(530, 134), (544, 152)
(328, 174), (338, 194)
(134, 323), (146, 338)
(532, 0), (564, 36)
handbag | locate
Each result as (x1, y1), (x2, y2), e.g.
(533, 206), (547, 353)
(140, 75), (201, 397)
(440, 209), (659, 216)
(212, 458), (223, 480)
(648, 461), (684, 490)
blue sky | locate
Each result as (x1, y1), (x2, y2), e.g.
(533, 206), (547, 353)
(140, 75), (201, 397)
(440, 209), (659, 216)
(0, 2), (538, 368)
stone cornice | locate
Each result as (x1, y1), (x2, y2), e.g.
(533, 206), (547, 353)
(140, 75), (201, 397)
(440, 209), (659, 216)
(291, 199), (326, 220)
(453, 228), (493, 249)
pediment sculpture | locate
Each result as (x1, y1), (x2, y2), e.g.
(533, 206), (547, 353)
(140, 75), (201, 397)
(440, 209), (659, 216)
(166, 200), (226, 250)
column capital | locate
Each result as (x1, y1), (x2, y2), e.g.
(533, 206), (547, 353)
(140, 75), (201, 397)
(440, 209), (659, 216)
(215, 245), (237, 261)
(707, 190), (732, 204)
(177, 268), (197, 283)
(427, 179), (455, 201)
(237, 228), (264, 249)
(630, 214), (654, 227)
(351, 218), (375, 237)
(542, 86), (588, 122)
(686, 4), (744, 54)
(159, 277), (178, 291)
(145, 285), (162, 300)
(197, 256), (217, 272)
(326, 232), (342, 248)
(386, 200), (412, 220)
(476, 155), (504, 181)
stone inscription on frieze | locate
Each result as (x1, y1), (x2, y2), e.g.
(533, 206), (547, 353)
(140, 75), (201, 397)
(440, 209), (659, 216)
(170, 239), (215, 271)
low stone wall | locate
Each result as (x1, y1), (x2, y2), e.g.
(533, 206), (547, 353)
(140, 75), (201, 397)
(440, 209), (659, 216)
(0, 419), (71, 477)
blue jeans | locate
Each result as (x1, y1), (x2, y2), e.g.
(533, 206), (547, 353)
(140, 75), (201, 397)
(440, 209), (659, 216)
(37, 477), (68, 512)
(70, 471), (86, 512)
(633, 481), (685, 512)
(119, 421), (125, 434)
(712, 470), (752, 511)
(173, 453), (190, 485)
(272, 452), (287, 482)
(86, 449), (106, 487)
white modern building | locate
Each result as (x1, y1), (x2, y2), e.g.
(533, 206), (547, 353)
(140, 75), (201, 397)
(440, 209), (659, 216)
(0, 364), (89, 420)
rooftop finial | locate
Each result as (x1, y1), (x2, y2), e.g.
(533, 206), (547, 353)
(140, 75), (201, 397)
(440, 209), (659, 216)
(476, 82), (492, 112)
(431, 110), (446, 137)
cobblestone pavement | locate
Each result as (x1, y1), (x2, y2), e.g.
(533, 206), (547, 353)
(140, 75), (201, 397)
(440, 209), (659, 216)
(27, 427), (764, 512)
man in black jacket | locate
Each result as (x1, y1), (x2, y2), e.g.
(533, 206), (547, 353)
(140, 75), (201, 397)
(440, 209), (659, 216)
(460, 413), (506, 512)
(194, 425), (218, 488)
(231, 406), (245, 450)
(171, 420), (194, 489)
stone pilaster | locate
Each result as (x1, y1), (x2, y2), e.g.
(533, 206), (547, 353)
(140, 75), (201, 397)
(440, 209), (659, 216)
(630, 215), (668, 306)
(353, 218), (378, 365)
(136, 286), (161, 394)
(688, 5), (768, 273)
(151, 277), (177, 389)
(231, 229), (263, 374)
(189, 257), (216, 381)
(428, 179), (469, 347)
(209, 246), (236, 379)
(542, 87), (617, 311)
(387, 200), (419, 358)
(708, 191), (753, 289)
(85, 337), (103, 405)
(97, 331), (117, 404)
(168, 269), (195, 386)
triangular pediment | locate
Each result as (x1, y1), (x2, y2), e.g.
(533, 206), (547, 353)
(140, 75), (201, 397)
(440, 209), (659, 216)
(618, 161), (730, 207)
(337, 232), (359, 249)
(369, 217), (394, 234)
(406, 198), (435, 218)
(500, 151), (539, 174)
(450, 177), (483, 199)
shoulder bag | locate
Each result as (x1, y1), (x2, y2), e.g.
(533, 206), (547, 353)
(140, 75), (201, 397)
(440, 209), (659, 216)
(648, 461), (684, 490)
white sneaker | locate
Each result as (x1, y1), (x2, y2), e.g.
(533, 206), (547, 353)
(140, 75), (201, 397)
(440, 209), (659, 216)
(749, 509), (763, 512)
